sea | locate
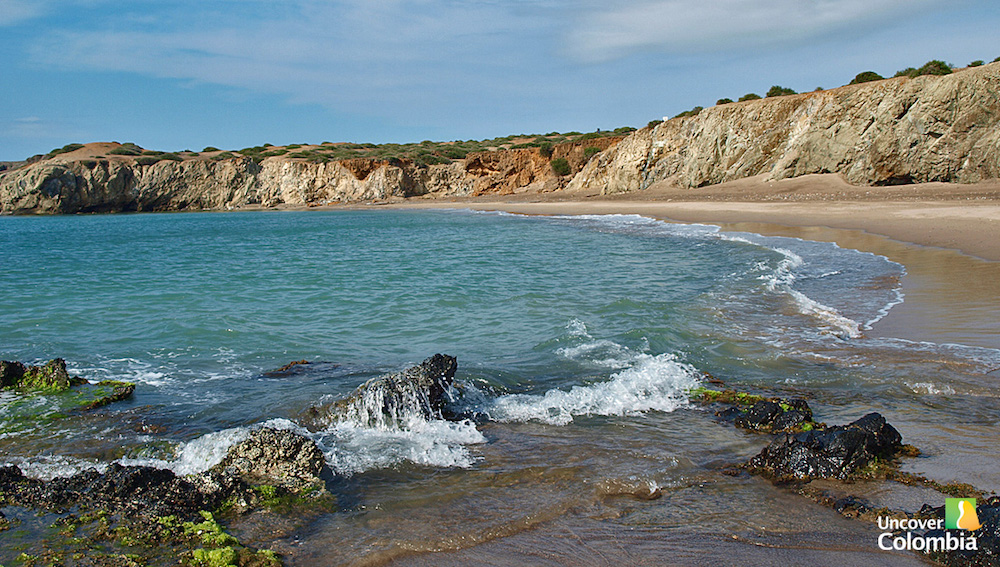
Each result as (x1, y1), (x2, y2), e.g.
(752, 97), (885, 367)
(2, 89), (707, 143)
(1, 209), (998, 565)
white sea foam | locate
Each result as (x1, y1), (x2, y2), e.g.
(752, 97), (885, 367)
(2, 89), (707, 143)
(319, 418), (486, 476)
(482, 352), (700, 426)
(5, 456), (107, 480)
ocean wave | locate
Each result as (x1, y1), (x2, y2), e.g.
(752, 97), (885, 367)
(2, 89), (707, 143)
(474, 351), (700, 426)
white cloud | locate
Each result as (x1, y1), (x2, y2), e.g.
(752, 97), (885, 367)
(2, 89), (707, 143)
(566, 0), (941, 62)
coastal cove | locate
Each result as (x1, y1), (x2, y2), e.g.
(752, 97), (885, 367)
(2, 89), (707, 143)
(2, 207), (998, 565)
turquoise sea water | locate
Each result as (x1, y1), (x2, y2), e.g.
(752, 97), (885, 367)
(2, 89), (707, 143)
(2, 209), (998, 565)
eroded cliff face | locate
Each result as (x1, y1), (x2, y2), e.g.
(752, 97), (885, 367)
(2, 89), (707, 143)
(0, 138), (624, 213)
(569, 63), (1000, 194)
(2, 63), (998, 214)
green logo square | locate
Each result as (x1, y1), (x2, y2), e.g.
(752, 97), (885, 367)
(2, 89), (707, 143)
(946, 498), (977, 530)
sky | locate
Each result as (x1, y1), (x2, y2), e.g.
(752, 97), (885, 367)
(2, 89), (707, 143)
(1, 0), (998, 161)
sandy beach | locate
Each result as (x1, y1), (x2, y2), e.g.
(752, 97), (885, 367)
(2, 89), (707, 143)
(382, 175), (1000, 350)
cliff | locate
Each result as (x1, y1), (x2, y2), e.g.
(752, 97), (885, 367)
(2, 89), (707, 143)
(0, 137), (622, 214)
(2, 63), (999, 214)
(569, 63), (1000, 194)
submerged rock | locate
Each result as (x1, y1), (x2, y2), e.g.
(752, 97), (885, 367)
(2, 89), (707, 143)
(315, 353), (458, 429)
(210, 427), (331, 493)
(745, 412), (903, 480)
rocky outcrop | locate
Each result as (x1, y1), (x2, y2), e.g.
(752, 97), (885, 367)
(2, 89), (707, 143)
(307, 354), (458, 430)
(1, 358), (82, 390)
(0, 138), (621, 213)
(745, 412), (904, 481)
(570, 63), (1000, 193)
(210, 428), (331, 492)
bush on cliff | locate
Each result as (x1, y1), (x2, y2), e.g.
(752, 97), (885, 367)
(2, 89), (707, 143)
(550, 158), (571, 176)
(766, 85), (797, 97)
(674, 106), (704, 119)
(584, 146), (602, 161)
(647, 119), (663, 129)
(896, 60), (953, 78)
(970, 60), (984, 67)
(849, 71), (884, 85)
(738, 93), (761, 102)
(716, 98), (734, 105)
(48, 143), (85, 156)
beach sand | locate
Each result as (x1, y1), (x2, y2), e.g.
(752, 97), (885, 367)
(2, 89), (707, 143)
(380, 174), (1000, 349)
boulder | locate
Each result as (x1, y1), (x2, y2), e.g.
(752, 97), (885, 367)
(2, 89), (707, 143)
(327, 354), (458, 429)
(0, 358), (84, 391)
(209, 427), (331, 493)
(710, 395), (814, 433)
(745, 412), (902, 480)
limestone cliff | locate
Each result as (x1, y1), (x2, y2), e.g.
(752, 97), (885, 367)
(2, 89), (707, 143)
(2, 63), (999, 214)
(569, 63), (1000, 194)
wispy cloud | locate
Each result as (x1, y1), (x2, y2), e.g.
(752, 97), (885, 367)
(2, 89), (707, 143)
(565, 0), (941, 62)
(26, 1), (562, 119)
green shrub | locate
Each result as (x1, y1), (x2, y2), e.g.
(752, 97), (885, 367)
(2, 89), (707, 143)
(538, 142), (553, 158)
(647, 119), (663, 129)
(583, 146), (601, 160)
(613, 126), (636, 134)
(49, 143), (85, 155)
(109, 145), (141, 156)
(159, 153), (183, 161)
(766, 85), (797, 97)
(577, 132), (601, 141)
(550, 157), (571, 176)
(894, 67), (918, 78)
(142, 150), (165, 156)
(969, 60), (984, 67)
(135, 156), (159, 166)
(849, 71), (884, 85)
(563, 131), (582, 136)
(738, 93), (761, 102)
(917, 60), (952, 76)
(994, 56), (1000, 63)
(673, 106), (703, 119)
(441, 147), (467, 160)
(716, 98), (733, 105)
(212, 152), (235, 161)
(202, 146), (220, 152)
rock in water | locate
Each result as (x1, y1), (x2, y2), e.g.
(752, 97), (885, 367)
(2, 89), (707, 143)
(0, 358), (84, 391)
(210, 427), (331, 492)
(332, 354), (458, 429)
(746, 412), (902, 480)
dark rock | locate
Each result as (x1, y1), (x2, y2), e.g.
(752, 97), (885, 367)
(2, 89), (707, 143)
(210, 427), (331, 493)
(3, 463), (213, 520)
(326, 353), (458, 429)
(717, 397), (813, 432)
(1, 358), (86, 391)
(733, 400), (782, 430)
(745, 412), (902, 480)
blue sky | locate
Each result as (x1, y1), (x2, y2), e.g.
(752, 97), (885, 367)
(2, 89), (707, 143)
(1, 0), (998, 161)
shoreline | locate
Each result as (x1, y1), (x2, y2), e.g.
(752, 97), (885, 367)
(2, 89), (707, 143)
(382, 196), (1000, 351)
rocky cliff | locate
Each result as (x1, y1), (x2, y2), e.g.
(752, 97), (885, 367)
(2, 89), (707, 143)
(2, 63), (998, 214)
(569, 63), (1000, 194)
(0, 137), (622, 214)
